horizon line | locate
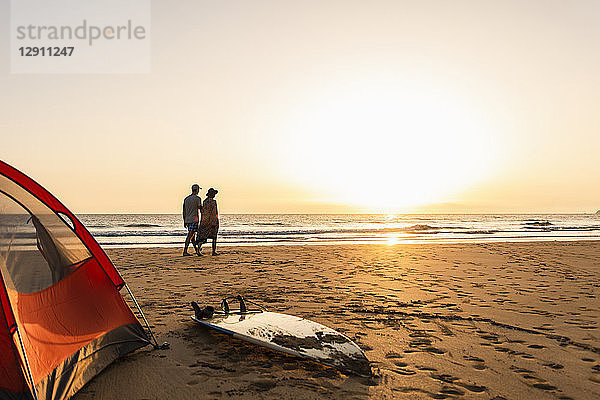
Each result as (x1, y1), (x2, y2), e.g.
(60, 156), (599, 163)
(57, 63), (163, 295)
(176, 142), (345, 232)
(70, 212), (600, 215)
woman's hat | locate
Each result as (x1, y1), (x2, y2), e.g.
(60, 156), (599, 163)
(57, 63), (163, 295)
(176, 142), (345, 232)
(207, 188), (218, 196)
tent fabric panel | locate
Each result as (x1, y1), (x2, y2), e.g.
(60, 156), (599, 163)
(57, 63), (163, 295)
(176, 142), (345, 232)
(0, 161), (124, 288)
(0, 331), (25, 396)
(0, 311), (26, 395)
(36, 323), (147, 400)
(7, 257), (147, 385)
(0, 276), (15, 332)
(0, 272), (25, 396)
(0, 389), (30, 400)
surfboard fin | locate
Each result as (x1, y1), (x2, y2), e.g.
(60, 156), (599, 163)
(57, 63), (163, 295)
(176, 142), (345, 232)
(236, 295), (247, 313)
(220, 298), (230, 314)
(191, 302), (214, 320)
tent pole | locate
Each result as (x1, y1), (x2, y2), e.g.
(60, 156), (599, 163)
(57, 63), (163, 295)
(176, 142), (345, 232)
(124, 283), (159, 348)
(15, 327), (38, 400)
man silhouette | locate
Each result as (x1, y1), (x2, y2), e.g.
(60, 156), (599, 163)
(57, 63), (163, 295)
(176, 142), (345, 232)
(182, 184), (202, 256)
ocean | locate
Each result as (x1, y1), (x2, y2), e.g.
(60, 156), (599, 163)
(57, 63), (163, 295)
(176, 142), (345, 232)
(71, 214), (600, 248)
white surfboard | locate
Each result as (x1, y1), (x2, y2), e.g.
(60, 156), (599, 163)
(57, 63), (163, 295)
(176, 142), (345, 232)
(191, 311), (371, 376)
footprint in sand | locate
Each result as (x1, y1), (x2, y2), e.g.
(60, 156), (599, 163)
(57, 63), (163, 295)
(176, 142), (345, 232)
(430, 373), (486, 393)
(416, 365), (437, 372)
(510, 366), (532, 374)
(406, 331), (446, 355)
(510, 365), (558, 391)
(463, 355), (487, 371)
(532, 383), (558, 390)
(439, 386), (465, 396)
(478, 332), (501, 344)
(543, 362), (564, 370)
(384, 352), (404, 359)
(527, 344), (545, 349)
(393, 368), (417, 376)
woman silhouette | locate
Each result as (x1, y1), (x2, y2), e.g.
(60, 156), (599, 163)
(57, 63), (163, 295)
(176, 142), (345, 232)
(196, 188), (220, 255)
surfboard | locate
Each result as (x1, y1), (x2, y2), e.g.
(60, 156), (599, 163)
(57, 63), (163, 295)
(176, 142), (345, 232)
(191, 310), (371, 376)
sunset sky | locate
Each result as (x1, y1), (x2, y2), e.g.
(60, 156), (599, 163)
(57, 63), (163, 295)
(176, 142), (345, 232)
(1, 1), (599, 214)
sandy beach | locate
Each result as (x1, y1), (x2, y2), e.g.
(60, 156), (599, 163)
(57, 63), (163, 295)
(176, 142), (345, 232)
(74, 241), (600, 400)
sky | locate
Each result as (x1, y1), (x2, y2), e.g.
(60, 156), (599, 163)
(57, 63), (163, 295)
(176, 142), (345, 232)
(1, 0), (600, 214)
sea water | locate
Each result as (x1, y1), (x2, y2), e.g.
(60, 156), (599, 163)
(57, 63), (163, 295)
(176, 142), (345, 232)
(70, 214), (600, 248)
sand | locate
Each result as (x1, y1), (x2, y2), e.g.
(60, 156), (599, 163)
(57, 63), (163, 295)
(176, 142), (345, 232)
(74, 241), (600, 400)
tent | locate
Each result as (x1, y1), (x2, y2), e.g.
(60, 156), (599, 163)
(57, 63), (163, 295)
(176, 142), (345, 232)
(0, 161), (157, 400)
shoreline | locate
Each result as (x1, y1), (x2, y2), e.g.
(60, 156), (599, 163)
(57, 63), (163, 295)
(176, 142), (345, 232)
(99, 237), (600, 249)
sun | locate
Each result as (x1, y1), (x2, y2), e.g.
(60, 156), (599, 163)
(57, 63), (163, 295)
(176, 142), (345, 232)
(276, 80), (499, 212)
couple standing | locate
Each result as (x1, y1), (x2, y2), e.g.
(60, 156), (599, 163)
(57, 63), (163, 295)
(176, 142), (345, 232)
(183, 184), (219, 256)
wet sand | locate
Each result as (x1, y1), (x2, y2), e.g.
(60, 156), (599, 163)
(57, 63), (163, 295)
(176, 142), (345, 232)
(75, 242), (600, 399)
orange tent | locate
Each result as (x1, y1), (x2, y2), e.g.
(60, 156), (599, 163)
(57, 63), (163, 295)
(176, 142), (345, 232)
(0, 161), (156, 400)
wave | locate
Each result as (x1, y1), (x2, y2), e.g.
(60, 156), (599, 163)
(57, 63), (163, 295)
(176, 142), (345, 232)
(89, 225), (471, 238)
(6, 224), (600, 242)
(524, 220), (553, 226)
(122, 223), (161, 228)
(405, 224), (438, 231)
(523, 225), (600, 231)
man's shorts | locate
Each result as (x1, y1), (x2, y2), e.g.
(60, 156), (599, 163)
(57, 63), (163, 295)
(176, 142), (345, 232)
(184, 222), (199, 232)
